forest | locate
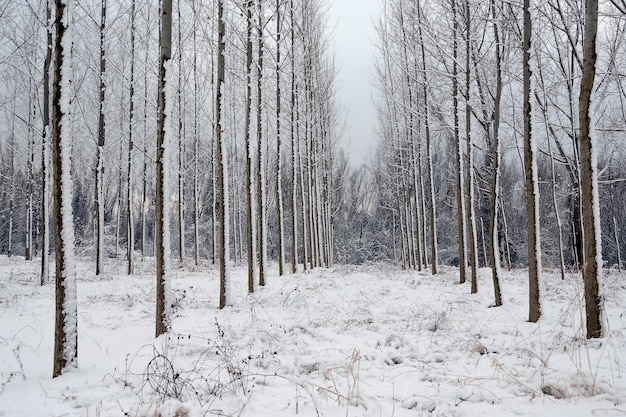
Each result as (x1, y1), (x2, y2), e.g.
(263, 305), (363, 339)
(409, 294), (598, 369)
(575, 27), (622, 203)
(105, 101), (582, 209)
(1, 0), (626, 414)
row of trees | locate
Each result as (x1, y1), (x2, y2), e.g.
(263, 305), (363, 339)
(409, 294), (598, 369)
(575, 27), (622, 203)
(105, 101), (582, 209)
(0, 0), (342, 376)
(372, 0), (624, 339)
(1, 0), (623, 376)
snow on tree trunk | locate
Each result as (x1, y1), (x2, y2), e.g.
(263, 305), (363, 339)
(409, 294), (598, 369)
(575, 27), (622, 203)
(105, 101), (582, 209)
(489, 0), (503, 307)
(453, 0), (467, 284)
(216, 0), (230, 309)
(579, 0), (603, 339)
(244, 0), (256, 292)
(52, 0), (78, 378)
(40, 0), (53, 285)
(275, 0), (286, 276)
(155, 0), (173, 336)
(95, 0), (107, 276)
(126, 0), (136, 276)
(257, 0), (267, 286)
(524, 0), (541, 322)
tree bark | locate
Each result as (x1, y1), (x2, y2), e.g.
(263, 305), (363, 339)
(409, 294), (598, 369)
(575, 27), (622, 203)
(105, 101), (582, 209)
(579, 0), (602, 338)
(524, 0), (541, 322)
(156, 0), (173, 336)
(52, 0), (78, 378)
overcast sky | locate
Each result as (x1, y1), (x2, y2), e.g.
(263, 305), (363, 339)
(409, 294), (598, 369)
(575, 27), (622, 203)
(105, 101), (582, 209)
(327, 0), (381, 167)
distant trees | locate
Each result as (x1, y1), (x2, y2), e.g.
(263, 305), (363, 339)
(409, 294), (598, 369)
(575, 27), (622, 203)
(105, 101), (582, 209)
(1, 0), (623, 345)
(372, 0), (624, 334)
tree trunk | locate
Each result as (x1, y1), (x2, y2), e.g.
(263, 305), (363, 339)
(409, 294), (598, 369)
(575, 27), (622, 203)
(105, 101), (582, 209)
(41, 0), (53, 285)
(579, 0), (602, 338)
(95, 0), (107, 275)
(257, 0), (267, 286)
(244, 0), (255, 292)
(489, 0), (503, 307)
(453, 0), (467, 283)
(126, 0), (137, 275)
(177, 0), (185, 267)
(156, 0), (173, 336)
(275, 0), (286, 276)
(52, 0), (78, 377)
(464, 0), (478, 293)
(524, 0), (541, 322)
(289, 0), (298, 274)
(216, 0), (229, 308)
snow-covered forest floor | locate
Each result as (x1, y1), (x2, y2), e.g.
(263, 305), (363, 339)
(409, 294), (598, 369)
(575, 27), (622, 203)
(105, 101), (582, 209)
(1, 255), (625, 417)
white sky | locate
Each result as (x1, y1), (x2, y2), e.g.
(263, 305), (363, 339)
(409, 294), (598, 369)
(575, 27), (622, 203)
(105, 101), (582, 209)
(327, 0), (382, 167)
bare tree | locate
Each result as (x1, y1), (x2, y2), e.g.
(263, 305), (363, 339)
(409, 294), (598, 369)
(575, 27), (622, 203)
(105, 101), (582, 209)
(94, 0), (107, 276)
(156, 0), (173, 336)
(41, 0), (53, 285)
(126, 0), (137, 276)
(524, 0), (541, 322)
(216, 0), (229, 308)
(579, 0), (602, 339)
(52, 0), (78, 378)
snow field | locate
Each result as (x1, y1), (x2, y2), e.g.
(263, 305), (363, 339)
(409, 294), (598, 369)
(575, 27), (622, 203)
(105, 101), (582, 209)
(1, 256), (625, 416)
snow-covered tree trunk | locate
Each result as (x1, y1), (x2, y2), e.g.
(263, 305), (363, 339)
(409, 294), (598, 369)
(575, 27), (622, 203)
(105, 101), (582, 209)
(289, 0), (298, 274)
(26, 88), (35, 261)
(8, 110), (15, 258)
(489, 0), (503, 307)
(453, 0), (467, 284)
(244, 0), (255, 292)
(257, 0), (267, 286)
(141, 30), (149, 258)
(95, 0), (107, 276)
(275, 0), (286, 276)
(155, 0), (173, 336)
(41, 0), (52, 285)
(126, 0), (136, 276)
(464, 0), (478, 292)
(177, 0), (185, 267)
(524, 0), (541, 322)
(416, 0), (437, 275)
(192, 0), (200, 267)
(579, 0), (602, 338)
(52, 0), (78, 378)
(216, 0), (230, 308)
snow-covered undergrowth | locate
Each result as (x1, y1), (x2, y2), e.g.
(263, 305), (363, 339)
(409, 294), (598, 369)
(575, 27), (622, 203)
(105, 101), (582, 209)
(1, 255), (625, 416)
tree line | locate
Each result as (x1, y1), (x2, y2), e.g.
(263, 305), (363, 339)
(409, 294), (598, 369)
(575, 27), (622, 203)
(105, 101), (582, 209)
(0, 0), (623, 377)
(372, 0), (624, 341)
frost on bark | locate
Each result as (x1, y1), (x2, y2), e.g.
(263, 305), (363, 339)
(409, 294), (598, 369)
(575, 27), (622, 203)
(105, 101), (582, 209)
(524, 0), (541, 322)
(452, 0), (467, 284)
(257, 0), (267, 286)
(41, 0), (53, 285)
(244, 0), (255, 293)
(275, 0), (286, 276)
(489, 0), (503, 307)
(156, 0), (173, 336)
(52, 0), (78, 378)
(216, 0), (230, 309)
(95, 0), (107, 276)
(579, 0), (602, 339)
(126, 0), (137, 276)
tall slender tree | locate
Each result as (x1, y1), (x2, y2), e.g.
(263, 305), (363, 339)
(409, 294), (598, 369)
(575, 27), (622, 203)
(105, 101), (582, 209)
(94, 0), (107, 276)
(126, 0), (137, 276)
(41, 0), (53, 285)
(156, 0), (173, 336)
(216, 0), (229, 308)
(524, 0), (541, 322)
(579, 0), (602, 338)
(52, 0), (78, 378)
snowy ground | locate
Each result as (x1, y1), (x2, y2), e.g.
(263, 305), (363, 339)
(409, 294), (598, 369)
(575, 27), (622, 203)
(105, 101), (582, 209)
(1, 255), (625, 417)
